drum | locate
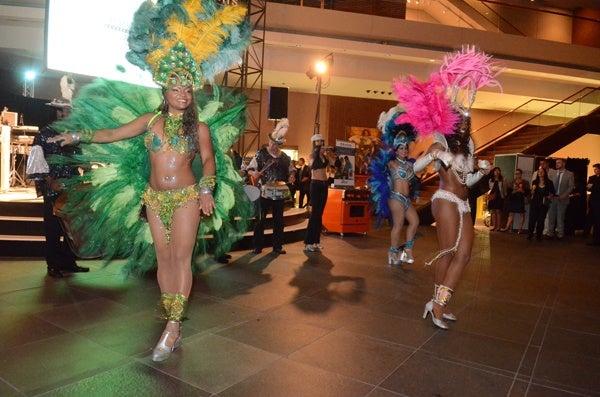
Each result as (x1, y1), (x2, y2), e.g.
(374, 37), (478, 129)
(243, 184), (260, 202)
(260, 182), (290, 200)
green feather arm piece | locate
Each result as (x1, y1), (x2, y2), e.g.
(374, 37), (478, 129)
(49, 78), (252, 276)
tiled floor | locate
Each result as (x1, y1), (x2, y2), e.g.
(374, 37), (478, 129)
(0, 224), (599, 396)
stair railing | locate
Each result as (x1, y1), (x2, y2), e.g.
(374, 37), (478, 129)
(473, 86), (600, 156)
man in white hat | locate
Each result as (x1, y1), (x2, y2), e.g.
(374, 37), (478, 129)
(26, 97), (89, 277)
(247, 119), (291, 255)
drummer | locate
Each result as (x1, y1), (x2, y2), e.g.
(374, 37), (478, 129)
(26, 97), (89, 278)
(247, 119), (291, 255)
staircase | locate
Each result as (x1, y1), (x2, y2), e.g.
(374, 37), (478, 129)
(0, 198), (45, 257)
(414, 86), (600, 224)
(0, 193), (309, 258)
(476, 124), (560, 164)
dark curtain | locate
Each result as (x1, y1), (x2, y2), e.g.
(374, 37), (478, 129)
(565, 157), (589, 234)
(1, 92), (54, 128)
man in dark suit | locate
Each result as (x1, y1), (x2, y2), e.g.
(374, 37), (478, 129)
(297, 157), (311, 208)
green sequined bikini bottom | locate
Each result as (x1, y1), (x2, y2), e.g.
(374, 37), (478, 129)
(141, 184), (201, 242)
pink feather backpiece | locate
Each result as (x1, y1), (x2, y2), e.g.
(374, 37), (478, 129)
(393, 73), (460, 137)
(439, 45), (502, 91)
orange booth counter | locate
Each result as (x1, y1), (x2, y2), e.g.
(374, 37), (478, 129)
(322, 188), (371, 236)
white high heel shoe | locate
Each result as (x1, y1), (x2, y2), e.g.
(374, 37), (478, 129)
(400, 249), (415, 264)
(422, 300), (448, 330)
(388, 250), (401, 266)
(442, 310), (457, 321)
(152, 326), (182, 362)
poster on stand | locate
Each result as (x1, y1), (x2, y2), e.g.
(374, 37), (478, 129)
(333, 140), (356, 188)
(347, 126), (381, 175)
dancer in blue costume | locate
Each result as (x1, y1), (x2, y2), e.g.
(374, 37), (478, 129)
(50, 0), (251, 361)
(368, 106), (419, 266)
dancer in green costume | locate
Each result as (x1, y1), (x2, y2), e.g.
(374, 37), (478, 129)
(50, 0), (252, 362)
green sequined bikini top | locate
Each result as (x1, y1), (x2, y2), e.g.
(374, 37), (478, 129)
(144, 112), (195, 155)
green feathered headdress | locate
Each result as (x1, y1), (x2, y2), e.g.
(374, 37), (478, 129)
(126, 0), (251, 90)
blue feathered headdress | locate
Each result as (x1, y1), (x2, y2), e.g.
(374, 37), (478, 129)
(368, 106), (417, 227)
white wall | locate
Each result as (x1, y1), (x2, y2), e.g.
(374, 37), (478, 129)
(552, 134), (600, 178)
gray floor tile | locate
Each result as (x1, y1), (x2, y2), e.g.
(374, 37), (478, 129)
(217, 358), (374, 397)
(380, 351), (515, 397)
(216, 314), (331, 355)
(144, 333), (280, 394)
(0, 333), (127, 395)
(40, 362), (209, 397)
(289, 329), (413, 384)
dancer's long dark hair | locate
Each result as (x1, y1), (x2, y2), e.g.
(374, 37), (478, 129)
(446, 113), (471, 158)
(159, 88), (200, 151)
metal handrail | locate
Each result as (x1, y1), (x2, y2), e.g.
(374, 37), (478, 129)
(473, 86), (599, 155)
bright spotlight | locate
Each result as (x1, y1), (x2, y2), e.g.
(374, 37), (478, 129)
(24, 71), (36, 81)
(315, 60), (328, 75)
(306, 53), (334, 80)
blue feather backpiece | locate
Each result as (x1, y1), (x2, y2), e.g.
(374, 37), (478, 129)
(367, 108), (417, 228)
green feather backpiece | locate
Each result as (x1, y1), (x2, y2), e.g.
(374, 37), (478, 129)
(125, 0), (251, 86)
(50, 78), (252, 276)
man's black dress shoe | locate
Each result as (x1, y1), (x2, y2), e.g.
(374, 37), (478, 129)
(216, 254), (229, 264)
(252, 248), (262, 255)
(47, 268), (64, 278)
(63, 265), (90, 273)
(272, 248), (286, 255)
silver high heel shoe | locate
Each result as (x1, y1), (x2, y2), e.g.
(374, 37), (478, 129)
(400, 249), (415, 264)
(152, 326), (182, 362)
(388, 249), (401, 266)
(424, 299), (456, 321)
(422, 300), (448, 330)
(442, 310), (457, 321)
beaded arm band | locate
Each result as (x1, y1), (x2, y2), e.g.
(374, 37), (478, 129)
(66, 129), (94, 145)
(198, 175), (216, 195)
(80, 129), (95, 144)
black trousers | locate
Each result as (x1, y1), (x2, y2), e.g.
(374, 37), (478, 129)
(528, 203), (549, 238)
(304, 180), (328, 245)
(299, 185), (310, 208)
(43, 195), (77, 269)
(253, 197), (285, 250)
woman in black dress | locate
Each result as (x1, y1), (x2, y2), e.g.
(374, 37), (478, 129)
(528, 167), (555, 240)
(487, 167), (507, 231)
(501, 168), (530, 233)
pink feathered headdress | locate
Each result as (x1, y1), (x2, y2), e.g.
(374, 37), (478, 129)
(440, 45), (503, 114)
(393, 73), (459, 137)
(393, 45), (502, 137)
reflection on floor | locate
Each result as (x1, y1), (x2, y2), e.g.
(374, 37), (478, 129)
(0, 223), (598, 396)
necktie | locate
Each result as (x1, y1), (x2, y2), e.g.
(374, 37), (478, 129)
(556, 171), (563, 195)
